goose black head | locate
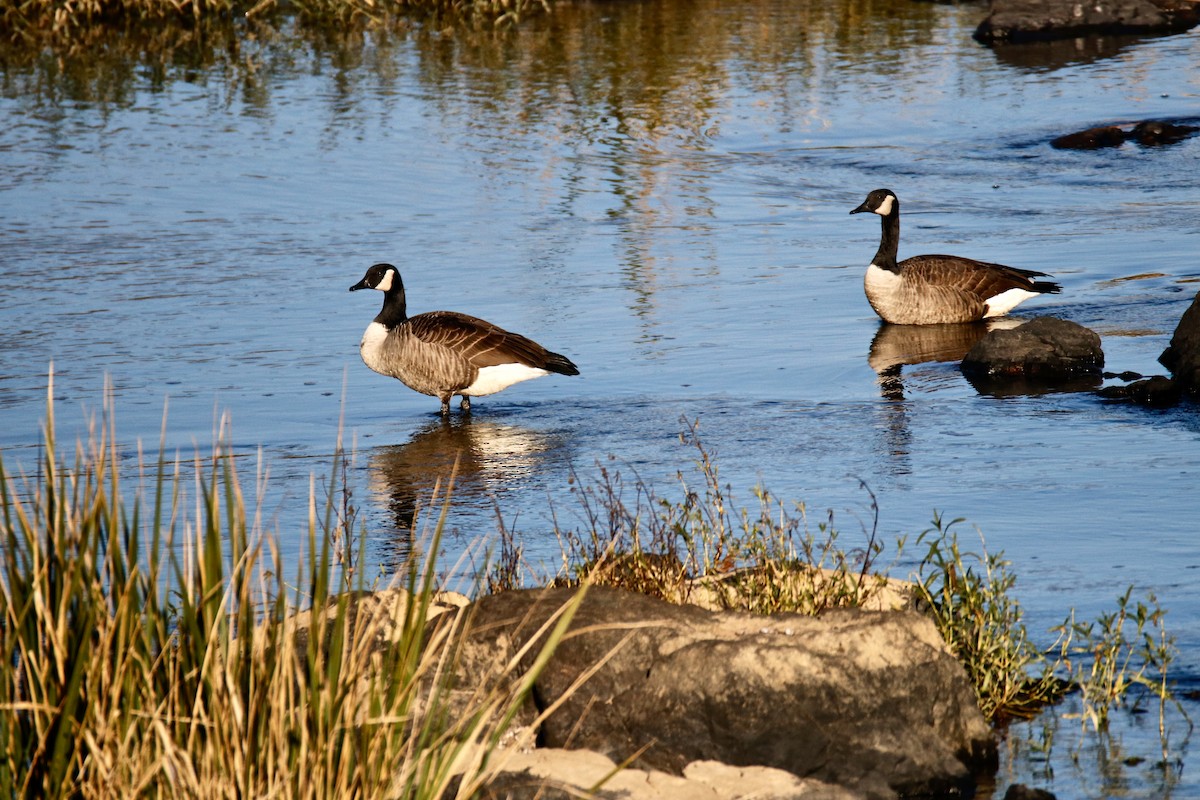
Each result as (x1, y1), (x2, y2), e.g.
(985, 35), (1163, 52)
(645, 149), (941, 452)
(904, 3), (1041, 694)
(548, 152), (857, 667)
(350, 263), (402, 293)
(850, 188), (898, 217)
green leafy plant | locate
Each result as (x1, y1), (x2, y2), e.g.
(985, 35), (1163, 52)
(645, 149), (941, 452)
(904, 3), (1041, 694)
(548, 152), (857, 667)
(912, 514), (1068, 722)
(1052, 588), (1184, 736)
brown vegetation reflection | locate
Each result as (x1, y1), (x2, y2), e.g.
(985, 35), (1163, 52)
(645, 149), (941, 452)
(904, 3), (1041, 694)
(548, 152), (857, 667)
(0, 0), (949, 339)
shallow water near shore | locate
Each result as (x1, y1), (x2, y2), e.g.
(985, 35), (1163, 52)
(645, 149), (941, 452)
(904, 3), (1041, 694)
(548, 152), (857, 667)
(2, 0), (1200, 794)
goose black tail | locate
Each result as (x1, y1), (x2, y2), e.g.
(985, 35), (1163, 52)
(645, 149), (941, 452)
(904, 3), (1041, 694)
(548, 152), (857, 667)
(545, 352), (580, 376)
(1033, 280), (1062, 295)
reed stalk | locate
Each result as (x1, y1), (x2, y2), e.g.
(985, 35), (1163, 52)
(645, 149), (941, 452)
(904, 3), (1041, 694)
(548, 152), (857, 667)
(0, 375), (580, 798)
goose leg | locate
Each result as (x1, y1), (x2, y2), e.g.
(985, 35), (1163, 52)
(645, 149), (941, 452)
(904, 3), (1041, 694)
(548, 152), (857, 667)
(460, 395), (471, 413)
(439, 395), (451, 416)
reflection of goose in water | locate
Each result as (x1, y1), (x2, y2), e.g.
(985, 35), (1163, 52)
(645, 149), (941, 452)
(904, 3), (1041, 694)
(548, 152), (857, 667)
(366, 417), (565, 548)
(869, 320), (1022, 400)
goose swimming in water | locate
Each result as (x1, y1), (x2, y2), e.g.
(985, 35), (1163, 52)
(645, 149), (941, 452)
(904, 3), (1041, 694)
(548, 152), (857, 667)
(350, 263), (579, 414)
(849, 189), (1061, 325)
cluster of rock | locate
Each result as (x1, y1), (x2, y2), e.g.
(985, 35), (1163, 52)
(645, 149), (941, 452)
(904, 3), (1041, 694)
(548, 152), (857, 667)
(974, 0), (1200, 43)
(1099, 290), (1200, 406)
(1051, 119), (1199, 150)
(936, 288), (1200, 409)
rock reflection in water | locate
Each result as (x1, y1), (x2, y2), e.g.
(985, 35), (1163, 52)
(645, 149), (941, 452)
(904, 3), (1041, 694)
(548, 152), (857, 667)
(365, 417), (564, 567)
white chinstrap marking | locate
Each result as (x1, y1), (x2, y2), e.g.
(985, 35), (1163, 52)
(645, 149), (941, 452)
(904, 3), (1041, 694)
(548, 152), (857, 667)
(463, 363), (550, 396)
(874, 195), (895, 216)
(864, 263), (901, 292)
(983, 288), (1039, 317)
(375, 269), (395, 292)
(359, 322), (392, 374)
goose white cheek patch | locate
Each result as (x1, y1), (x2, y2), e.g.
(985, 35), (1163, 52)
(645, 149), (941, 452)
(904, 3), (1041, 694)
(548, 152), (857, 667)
(874, 195), (894, 216)
(375, 270), (394, 292)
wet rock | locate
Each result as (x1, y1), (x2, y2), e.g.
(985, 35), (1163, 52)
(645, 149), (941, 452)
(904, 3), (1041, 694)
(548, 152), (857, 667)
(1097, 375), (1181, 407)
(1159, 289), (1200, 395)
(974, 0), (1200, 43)
(441, 585), (996, 800)
(1051, 125), (1128, 150)
(960, 317), (1104, 390)
(1130, 120), (1199, 145)
(1003, 784), (1057, 800)
(1051, 119), (1199, 149)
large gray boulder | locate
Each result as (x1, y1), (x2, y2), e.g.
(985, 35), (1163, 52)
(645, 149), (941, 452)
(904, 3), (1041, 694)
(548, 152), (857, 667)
(1159, 290), (1200, 396)
(974, 0), (1200, 42)
(442, 586), (996, 800)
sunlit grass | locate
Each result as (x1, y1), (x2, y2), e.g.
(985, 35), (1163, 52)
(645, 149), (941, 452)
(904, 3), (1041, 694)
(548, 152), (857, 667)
(0, 376), (583, 798)
(491, 416), (1185, 729)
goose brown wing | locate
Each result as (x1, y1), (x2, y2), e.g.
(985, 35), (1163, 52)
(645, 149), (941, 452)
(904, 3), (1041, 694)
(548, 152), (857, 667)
(900, 255), (1059, 299)
(405, 311), (555, 369)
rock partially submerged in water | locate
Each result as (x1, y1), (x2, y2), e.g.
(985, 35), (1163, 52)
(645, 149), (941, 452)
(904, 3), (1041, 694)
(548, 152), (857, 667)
(974, 0), (1200, 42)
(960, 317), (1104, 391)
(442, 585), (996, 800)
(1159, 289), (1200, 395)
(1051, 119), (1199, 149)
(1097, 374), (1182, 407)
(1100, 289), (1200, 407)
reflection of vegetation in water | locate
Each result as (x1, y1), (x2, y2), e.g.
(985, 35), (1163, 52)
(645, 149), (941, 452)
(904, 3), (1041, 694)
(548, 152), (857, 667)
(0, 0), (953, 339)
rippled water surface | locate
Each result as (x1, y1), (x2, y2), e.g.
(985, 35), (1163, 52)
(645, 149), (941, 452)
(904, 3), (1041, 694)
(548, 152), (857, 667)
(2, 1), (1200, 794)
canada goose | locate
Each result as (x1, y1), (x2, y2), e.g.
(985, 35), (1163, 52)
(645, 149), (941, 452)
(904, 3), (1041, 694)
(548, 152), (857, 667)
(849, 189), (1061, 325)
(349, 263), (579, 414)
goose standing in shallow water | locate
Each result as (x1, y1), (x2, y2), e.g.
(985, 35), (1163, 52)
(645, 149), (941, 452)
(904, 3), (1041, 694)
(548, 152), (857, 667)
(350, 263), (579, 414)
(849, 189), (1061, 325)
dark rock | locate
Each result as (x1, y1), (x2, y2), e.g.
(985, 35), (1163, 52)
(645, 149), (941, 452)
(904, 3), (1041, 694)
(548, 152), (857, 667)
(975, 0), (1200, 43)
(441, 586), (996, 800)
(1159, 289), (1200, 395)
(1051, 125), (1128, 150)
(1097, 375), (1182, 407)
(1103, 370), (1145, 381)
(1131, 120), (1199, 145)
(1004, 784), (1057, 800)
(960, 317), (1104, 389)
(1051, 119), (1200, 150)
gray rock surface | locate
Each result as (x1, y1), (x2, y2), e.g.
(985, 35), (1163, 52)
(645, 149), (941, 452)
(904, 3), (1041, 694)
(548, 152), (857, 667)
(974, 0), (1200, 42)
(473, 750), (865, 800)
(441, 585), (996, 800)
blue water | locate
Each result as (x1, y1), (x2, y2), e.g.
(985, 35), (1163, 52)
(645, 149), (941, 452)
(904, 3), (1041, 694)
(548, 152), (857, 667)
(2, 2), (1199, 794)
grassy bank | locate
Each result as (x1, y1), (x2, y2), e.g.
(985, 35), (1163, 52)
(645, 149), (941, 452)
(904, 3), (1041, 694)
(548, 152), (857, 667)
(1, 391), (1186, 795)
(497, 418), (1183, 728)
(0, 383), (581, 799)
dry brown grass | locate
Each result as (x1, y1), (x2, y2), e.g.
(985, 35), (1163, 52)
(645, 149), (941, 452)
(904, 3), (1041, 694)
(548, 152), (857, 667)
(0, 377), (584, 799)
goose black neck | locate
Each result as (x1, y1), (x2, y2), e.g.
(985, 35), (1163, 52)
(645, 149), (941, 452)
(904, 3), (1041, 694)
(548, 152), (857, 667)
(872, 207), (900, 272)
(375, 284), (409, 328)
